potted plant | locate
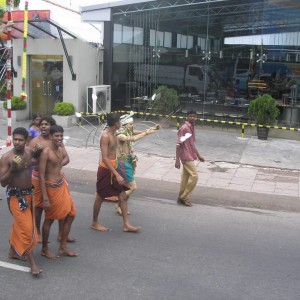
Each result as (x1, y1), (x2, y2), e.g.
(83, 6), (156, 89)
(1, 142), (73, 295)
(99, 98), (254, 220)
(52, 102), (76, 128)
(151, 85), (179, 127)
(152, 85), (179, 115)
(247, 94), (280, 140)
(2, 94), (28, 121)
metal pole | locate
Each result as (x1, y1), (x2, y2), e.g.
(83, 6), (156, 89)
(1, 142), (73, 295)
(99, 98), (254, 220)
(6, 1), (12, 146)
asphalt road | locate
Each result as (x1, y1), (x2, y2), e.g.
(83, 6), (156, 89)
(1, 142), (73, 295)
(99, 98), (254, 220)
(1, 180), (300, 300)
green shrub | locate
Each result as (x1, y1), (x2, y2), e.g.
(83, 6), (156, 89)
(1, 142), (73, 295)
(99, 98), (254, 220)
(3, 96), (27, 110)
(53, 102), (75, 116)
(152, 85), (179, 115)
(248, 94), (280, 126)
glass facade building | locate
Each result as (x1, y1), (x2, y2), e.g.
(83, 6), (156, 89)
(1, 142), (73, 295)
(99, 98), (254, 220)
(84, 0), (300, 125)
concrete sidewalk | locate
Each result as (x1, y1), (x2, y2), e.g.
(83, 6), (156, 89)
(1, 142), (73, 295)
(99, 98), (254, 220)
(65, 146), (300, 198)
(1, 119), (300, 198)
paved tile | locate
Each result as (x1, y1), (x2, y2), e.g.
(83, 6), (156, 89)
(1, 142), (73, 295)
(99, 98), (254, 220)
(206, 178), (231, 188)
(230, 177), (254, 185)
(274, 188), (299, 197)
(275, 182), (299, 190)
(211, 171), (235, 179)
(234, 167), (258, 179)
(252, 182), (275, 193)
(226, 183), (252, 192)
(256, 174), (276, 181)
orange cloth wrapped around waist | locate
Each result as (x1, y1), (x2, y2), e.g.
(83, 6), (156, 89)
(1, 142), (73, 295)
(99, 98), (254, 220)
(8, 194), (38, 256)
(100, 159), (117, 169)
(32, 171), (43, 208)
(44, 178), (76, 220)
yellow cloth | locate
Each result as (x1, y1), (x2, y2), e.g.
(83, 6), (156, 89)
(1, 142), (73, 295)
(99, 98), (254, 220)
(100, 159), (117, 169)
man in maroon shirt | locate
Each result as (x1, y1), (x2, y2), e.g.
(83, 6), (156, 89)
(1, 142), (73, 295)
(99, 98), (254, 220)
(175, 110), (205, 207)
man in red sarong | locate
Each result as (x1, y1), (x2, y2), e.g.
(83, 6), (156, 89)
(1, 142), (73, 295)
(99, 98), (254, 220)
(39, 125), (77, 259)
(91, 112), (141, 233)
(0, 127), (42, 276)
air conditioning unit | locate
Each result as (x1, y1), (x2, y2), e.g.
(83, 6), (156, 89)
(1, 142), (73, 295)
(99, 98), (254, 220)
(86, 85), (111, 114)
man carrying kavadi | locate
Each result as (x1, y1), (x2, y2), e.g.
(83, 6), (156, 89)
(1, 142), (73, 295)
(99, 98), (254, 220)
(91, 112), (141, 233)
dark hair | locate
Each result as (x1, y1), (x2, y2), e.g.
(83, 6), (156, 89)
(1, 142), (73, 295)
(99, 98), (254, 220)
(39, 116), (56, 127)
(29, 113), (42, 128)
(50, 125), (64, 135)
(187, 109), (197, 116)
(107, 112), (120, 127)
(32, 113), (42, 120)
(13, 127), (28, 139)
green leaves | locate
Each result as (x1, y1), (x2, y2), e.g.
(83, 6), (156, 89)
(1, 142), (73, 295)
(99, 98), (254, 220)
(248, 94), (280, 126)
(3, 96), (27, 110)
(152, 85), (179, 115)
(53, 102), (75, 116)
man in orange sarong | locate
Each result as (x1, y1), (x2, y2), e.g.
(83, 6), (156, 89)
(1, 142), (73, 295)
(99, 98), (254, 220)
(29, 116), (76, 243)
(0, 127), (43, 276)
(39, 125), (77, 259)
(91, 112), (141, 233)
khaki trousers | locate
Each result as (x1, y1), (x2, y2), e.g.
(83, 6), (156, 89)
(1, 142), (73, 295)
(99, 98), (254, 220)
(179, 160), (198, 202)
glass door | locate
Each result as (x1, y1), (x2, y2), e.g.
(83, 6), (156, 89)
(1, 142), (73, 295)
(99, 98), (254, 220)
(30, 55), (63, 116)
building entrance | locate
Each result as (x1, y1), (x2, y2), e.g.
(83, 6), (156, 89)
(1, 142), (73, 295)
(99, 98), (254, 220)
(30, 55), (63, 116)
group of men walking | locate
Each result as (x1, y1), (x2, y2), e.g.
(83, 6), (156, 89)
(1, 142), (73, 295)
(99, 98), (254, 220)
(0, 117), (77, 275)
(0, 109), (204, 276)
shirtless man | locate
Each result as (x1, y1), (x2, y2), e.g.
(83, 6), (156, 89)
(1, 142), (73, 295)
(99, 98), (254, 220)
(0, 127), (42, 276)
(39, 125), (77, 259)
(91, 112), (141, 232)
(29, 116), (75, 243)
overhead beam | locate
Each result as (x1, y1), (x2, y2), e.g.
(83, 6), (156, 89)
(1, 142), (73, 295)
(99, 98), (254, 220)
(57, 28), (76, 81)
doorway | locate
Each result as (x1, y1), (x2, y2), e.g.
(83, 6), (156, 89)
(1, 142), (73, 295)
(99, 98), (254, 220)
(30, 55), (63, 116)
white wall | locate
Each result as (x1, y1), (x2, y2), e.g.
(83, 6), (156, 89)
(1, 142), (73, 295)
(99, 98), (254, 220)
(13, 38), (103, 114)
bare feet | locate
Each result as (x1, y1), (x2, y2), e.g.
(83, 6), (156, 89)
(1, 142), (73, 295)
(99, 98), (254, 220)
(8, 251), (27, 261)
(57, 236), (77, 243)
(31, 265), (43, 276)
(40, 249), (60, 260)
(28, 253), (43, 276)
(90, 223), (110, 232)
(59, 247), (78, 257)
(123, 225), (141, 233)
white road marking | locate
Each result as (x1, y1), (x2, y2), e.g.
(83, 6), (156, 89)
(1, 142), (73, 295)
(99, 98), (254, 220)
(144, 197), (175, 204)
(0, 261), (30, 273)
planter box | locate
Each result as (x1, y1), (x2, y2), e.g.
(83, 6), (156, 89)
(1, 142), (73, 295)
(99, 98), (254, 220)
(52, 115), (77, 128)
(257, 127), (269, 140)
(2, 109), (28, 122)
